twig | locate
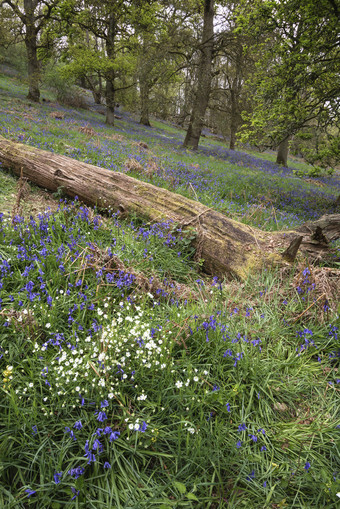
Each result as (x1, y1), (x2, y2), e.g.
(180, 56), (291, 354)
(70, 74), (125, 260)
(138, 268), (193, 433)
(180, 207), (213, 227)
(290, 293), (326, 323)
(271, 203), (279, 229)
(189, 182), (199, 201)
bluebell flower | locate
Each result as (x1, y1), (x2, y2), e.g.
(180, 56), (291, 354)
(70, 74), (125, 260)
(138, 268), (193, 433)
(246, 470), (255, 481)
(104, 462), (111, 469)
(68, 466), (85, 479)
(92, 438), (103, 452)
(53, 471), (62, 484)
(32, 425), (37, 435)
(304, 461), (311, 472)
(238, 423), (247, 432)
(226, 403), (231, 412)
(73, 420), (82, 430)
(138, 421), (148, 432)
(71, 487), (80, 500)
(236, 440), (242, 448)
(96, 411), (107, 422)
(85, 451), (96, 464)
(108, 431), (120, 442)
(84, 440), (96, 464)
(65, 427), (77, 441)
(25, 488), (36, 497)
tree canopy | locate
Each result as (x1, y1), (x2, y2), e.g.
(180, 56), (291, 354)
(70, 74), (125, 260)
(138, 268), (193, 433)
(0, 0), (339, 166)
(238, 0), (340, 167)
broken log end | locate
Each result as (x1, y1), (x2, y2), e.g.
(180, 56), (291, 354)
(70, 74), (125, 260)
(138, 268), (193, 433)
(282, 236), (303, 263)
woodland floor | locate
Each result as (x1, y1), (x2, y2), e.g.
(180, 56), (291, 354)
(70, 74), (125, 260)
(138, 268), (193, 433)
(0, 72), (339, 509)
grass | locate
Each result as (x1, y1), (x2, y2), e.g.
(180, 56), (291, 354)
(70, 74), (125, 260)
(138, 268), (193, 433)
(0, 73), (339, 508)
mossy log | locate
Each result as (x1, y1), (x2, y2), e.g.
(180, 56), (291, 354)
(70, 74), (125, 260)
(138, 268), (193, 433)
(0, 135), (339, 278)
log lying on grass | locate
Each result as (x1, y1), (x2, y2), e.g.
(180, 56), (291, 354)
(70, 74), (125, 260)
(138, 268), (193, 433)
(0, 135), (339, 278)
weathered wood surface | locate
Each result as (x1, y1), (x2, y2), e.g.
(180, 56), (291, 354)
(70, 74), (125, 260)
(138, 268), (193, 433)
(0, 135), (339, 278)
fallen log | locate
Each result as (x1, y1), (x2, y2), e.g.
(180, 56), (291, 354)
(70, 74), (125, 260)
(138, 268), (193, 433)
(0, 135), (339, 278)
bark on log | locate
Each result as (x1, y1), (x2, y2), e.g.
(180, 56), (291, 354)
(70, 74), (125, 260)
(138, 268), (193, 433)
(0, 135), (339, 279)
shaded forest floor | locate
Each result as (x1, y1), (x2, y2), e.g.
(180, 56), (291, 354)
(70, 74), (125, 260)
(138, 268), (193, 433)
(0, 73), (339, 508)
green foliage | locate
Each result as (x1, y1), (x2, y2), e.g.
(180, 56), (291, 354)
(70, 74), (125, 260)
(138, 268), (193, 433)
(238, 0), (340, 167)
(43, 61), (87, 108)
(0, 42), (27, 78)
(292, 166), (334, 179)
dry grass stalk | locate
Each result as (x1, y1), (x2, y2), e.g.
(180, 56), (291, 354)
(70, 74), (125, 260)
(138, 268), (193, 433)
(12, 167), (30, 221)
(145, 159), (160, 178)
(0, 308), (37, 334)
(124, 158), (144, 174)
(49, 111), (64, 120)
(78, 124), (97, 137)
(280, 261), (340, 321)
(23, 114), (34, 121)
(137, 141), (149, 151)
(106, 133), (125, 142)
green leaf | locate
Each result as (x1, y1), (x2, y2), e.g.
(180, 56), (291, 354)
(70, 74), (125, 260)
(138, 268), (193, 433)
(186, 492), (199, 501)
(174, 481), (187, 494)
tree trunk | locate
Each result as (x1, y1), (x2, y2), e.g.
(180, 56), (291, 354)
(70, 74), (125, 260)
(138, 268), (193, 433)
(276, 138), (289, 167)
(1, 136), (339, 279)
(105, 14), (116, 126)
(183, 0), (214, 150)
(105, 79), (115, 125)
(24, 0), (40, 102)
(229, 89), (237, 150)
(139, 79), (151, 126)
(85, 75), (102, 104)
(98, 75), (103, 102)
(95, 37), (102, 104)
(177, 71), (192, 127)
(229, 44), (243, 151)
(93, 89), (102, 104)
(79, 76), (87, 89)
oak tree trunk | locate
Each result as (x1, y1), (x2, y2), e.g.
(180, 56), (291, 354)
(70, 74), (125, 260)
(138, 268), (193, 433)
(93, 89), (102, 105)
(276, 138), (289, 167)
(0, 135), (339, 279)
(24, 0), (40, 103)
(183, 0), (214, 150)
(229, 89), (238, 150)
(105, 14), (116, 126)
(140, 80), (151, 127)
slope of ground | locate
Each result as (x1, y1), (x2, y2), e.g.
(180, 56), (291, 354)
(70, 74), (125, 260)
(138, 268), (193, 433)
(0, 73), (339, 509)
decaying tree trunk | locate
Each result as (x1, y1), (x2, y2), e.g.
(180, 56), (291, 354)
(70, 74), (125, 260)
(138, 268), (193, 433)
(0, 135), (339, 279)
